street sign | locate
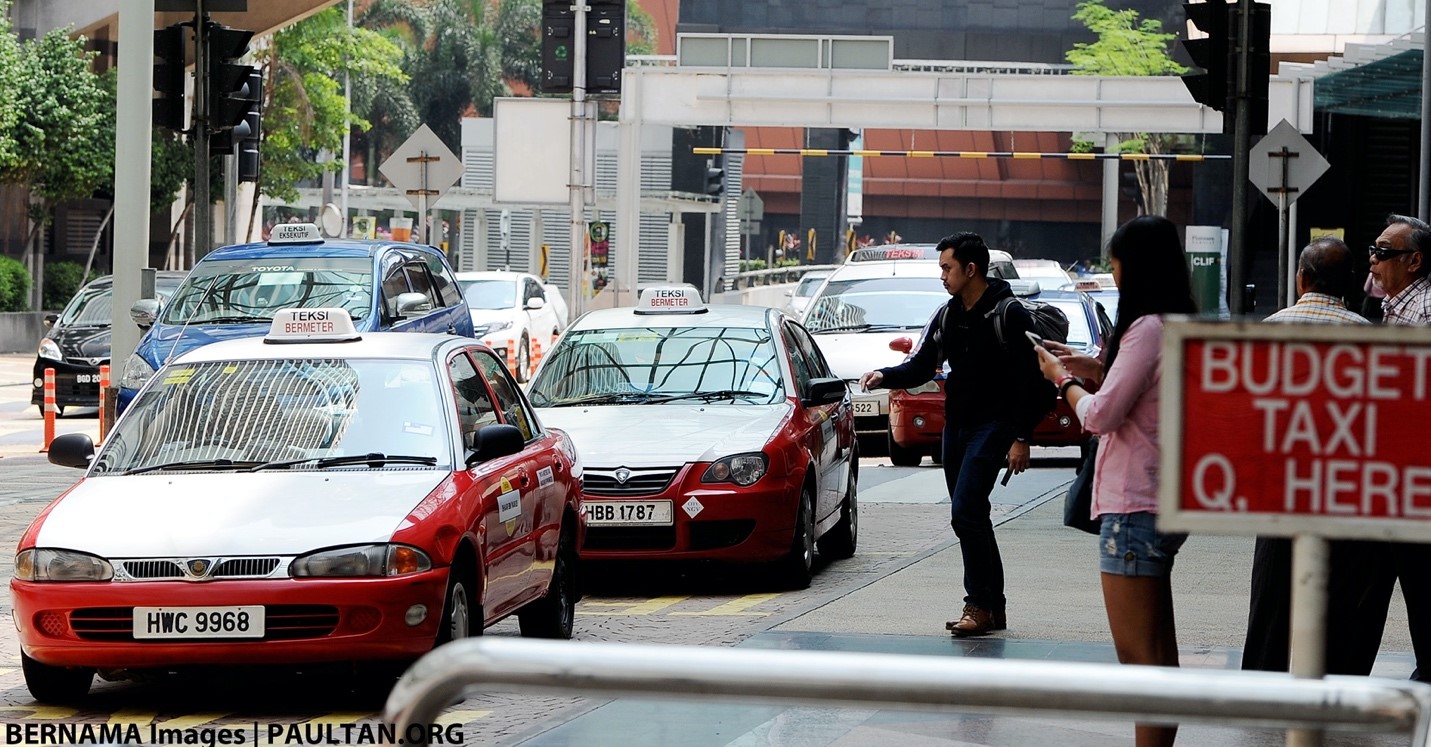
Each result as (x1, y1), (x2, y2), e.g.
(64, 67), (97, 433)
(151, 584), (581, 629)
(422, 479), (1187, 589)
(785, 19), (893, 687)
(1159, 319), (1431, 542)
(737, 189), (764, 224)
(1248, 119), (1329, 207)
(380, 124), (463, 242)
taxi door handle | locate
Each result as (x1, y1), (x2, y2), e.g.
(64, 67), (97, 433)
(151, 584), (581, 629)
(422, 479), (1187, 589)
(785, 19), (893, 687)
(519, 471), (531, 487)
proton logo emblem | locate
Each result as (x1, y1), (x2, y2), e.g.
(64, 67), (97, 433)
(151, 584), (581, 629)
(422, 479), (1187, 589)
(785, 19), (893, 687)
(186, 559), (211, 577)
(85, 358), (104, 366)
(614, 467), (631, 485)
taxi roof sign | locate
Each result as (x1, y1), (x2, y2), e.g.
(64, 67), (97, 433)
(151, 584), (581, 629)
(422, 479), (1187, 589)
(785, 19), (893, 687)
(635, 286), (708, 315)
(1072, 279), (1103, 292)
(847, 244), (940, 263)
(268, 223), (325, 245)
(264, 308), (361, 344)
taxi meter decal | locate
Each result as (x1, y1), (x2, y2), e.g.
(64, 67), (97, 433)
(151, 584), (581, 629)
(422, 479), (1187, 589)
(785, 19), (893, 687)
(1162, 322), (1431, 541)
(498, 476), (521, 534)
(635, 287), (707, 315)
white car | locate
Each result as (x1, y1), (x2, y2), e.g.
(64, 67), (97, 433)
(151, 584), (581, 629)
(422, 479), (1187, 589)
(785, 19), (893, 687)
(457, 271), (568, 382)
(783, 269), (833, 316)
(802, 244), (1016, 438)
(1012, 259), (1073, 291)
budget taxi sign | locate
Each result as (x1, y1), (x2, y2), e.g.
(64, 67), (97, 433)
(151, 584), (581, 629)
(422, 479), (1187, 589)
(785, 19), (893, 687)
(1159, 319), (1431, 541)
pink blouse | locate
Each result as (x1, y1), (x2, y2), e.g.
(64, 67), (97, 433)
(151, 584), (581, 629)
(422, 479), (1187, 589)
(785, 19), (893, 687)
(1073, 315), (1163, 516)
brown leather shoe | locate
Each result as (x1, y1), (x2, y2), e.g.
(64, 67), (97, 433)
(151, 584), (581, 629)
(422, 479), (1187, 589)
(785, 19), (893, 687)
(945, 604), (1005, 637)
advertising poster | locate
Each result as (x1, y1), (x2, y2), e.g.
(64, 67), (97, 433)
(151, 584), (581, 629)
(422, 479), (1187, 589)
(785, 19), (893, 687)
(589, 221), (610, 294)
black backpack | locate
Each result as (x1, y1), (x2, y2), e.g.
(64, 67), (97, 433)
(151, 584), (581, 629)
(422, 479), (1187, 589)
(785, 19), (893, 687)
(985, 297), (1070, 348)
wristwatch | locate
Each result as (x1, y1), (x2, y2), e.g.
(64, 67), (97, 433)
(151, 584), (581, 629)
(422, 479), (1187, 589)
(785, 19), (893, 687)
(1014, 437), (1028, 444)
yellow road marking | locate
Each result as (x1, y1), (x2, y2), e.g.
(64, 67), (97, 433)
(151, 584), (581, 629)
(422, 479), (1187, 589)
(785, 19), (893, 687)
(148, 713), (230, 730)
(435, 709), (490, 726)
(0, 706), (76, 719)
(577, 596), (689, 615)
(670, 593), (777, 616)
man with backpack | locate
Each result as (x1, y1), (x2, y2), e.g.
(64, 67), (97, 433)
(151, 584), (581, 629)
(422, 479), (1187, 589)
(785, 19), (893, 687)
(859, 232), (1057, 636)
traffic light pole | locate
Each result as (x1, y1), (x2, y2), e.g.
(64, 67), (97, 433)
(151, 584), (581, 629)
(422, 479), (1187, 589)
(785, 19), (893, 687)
(193, 0), (212, 261)
(567, 1), (589, 317)
(1227, 0), (1252, 317)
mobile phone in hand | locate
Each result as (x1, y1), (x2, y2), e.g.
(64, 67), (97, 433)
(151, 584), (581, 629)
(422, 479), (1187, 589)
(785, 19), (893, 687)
(1000, 466), (1013, 486)
(1025, 330), (1044, 348)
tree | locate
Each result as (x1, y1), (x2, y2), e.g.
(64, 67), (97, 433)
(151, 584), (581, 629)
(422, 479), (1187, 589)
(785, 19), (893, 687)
(259, 7), (408, 205)
(0, 1), (22, 177)
(1066, 0), (1187, 217)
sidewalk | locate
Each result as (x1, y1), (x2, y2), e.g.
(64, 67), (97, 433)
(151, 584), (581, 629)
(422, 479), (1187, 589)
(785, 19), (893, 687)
(0, 352), (101, 459)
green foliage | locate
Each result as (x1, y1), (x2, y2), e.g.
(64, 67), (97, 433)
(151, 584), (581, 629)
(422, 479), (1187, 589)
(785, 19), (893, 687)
(0, 256), (31, 312)
(1066, 0), (1186, 77)
(625, 0), (658, 57)
(495, 0), (541, 91)
(0, 1), (23, 175)
(261, 7), (409, 203)
(42, 260), (93, 310)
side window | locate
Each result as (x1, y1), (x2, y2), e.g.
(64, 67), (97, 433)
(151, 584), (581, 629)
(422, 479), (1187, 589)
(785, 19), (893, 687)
(424, 253), (464, 307)
(404, 263), (438, 306)
(449, 352), (500, 448)
(380, 264), (410, 321)
(524, 279), (543, 304)
(781, 323), (812, 393)
(794, 325), (834, 380)
(472, 349), (539, 442)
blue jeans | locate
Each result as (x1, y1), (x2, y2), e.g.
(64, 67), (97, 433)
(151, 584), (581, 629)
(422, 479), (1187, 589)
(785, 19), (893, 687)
(941, 419), (1014, 611)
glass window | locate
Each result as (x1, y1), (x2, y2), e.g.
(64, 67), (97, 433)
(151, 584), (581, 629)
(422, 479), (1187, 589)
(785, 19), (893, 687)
(423, 253), (463, 307)
(781, 323), (812, 392)
(404, 262), (437, 306)
(524, 279), (543, 303)
(162, 258), (374, 324)
(1047, 299), (1096, 352)
(94, 357), (451, 473)
(381, 264), (411, 320)
(463, 280), (517, 310)
(792, 324), (834, 379)
(793, 273), (828, 299)
(528, 326), (786, 407)
(803, 276), (948, 333)
(472, 349), (539, 442)
(448, 352), (500, 447)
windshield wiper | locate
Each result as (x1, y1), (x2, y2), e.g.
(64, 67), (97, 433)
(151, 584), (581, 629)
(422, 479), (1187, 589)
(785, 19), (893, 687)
(248, 453), (439, 471)
(195, 315), (270, 324)
(124, 458), (262, 476)
(811, 323), (909, 334)
(646, 389), (769, 404)
(545, 392), (663, 407)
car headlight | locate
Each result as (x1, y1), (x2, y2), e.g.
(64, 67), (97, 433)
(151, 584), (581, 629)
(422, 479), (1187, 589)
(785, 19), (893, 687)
(14, 549), (113, 582)
(290, 544), (432, 578)
(37, 338), (62, 361)
(701, 453), (769, 487)
(119, 352), (156, 390)
(479, 321), (513, 337)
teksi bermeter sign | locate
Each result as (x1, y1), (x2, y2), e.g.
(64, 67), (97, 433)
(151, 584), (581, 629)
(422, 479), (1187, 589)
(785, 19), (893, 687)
(1159, 320), (1431, 541)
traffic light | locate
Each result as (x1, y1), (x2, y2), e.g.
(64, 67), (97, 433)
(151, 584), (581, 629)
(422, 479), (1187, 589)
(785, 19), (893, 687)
(541, 0), (574, 94)
(704, 157), (724, 197)
(1241, 2), (1272, 136)
(1180, 0), (1231, 115)
(205, 22), (255, 133)
(153, 24), (188, 131)
(236, 70), (262, 181)
(586, 0), (625, 94)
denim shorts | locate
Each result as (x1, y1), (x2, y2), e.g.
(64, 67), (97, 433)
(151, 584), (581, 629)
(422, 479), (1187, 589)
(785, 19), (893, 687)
(1098, 511), (1187, 577)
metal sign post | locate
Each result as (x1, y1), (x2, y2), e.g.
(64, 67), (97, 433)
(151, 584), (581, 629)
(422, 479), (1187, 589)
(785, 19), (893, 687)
(1248, 121), (1331, 310)
(379, 125), (461, 246)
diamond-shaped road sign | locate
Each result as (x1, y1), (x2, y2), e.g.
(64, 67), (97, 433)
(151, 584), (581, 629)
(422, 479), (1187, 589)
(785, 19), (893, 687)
(379, 124), (463, 212)
(1248, 119), (1330, 207)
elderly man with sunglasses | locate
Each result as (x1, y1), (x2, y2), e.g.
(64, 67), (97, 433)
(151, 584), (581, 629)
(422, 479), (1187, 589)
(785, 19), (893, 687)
(1370, 213), (1431, 324)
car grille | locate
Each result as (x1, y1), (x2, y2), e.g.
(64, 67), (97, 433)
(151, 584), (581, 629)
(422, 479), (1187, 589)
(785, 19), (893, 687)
(114, 557), (283, 581)
(584, 467), (679, 497)
(689, 520), (755, 550)
(582, 526), (677, 551)
(69, 605), (340, 641)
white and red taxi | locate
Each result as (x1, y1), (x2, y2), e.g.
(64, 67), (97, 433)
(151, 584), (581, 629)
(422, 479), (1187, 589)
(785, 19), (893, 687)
(526, 287), (857, 589)
(12, 309), (582, 702)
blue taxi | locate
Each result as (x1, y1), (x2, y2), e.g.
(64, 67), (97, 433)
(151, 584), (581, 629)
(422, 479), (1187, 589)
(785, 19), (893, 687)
(116, 224), (473, 412)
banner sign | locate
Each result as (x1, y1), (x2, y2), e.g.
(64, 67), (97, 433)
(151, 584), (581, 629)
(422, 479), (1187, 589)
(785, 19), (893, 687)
(589, 221), (610, 294)
(1159, 320), (1431, 541)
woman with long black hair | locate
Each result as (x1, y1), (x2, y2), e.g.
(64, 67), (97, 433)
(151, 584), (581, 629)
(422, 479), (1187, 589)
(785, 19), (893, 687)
(1035, 215), (1198, 747)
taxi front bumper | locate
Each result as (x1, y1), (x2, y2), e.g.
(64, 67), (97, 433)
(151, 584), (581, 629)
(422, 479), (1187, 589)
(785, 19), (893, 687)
(578, 465), (804, 563)
(11, 569), (449, 669)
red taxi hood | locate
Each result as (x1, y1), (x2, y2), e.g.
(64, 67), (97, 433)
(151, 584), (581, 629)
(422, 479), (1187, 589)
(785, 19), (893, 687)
(33, 471), (448, 558)
(536, 403), (790, 468)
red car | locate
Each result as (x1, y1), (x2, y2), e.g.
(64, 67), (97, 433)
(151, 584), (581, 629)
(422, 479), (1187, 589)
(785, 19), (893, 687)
(886, 289), (1111, 467)
(13, 310), (582, 702)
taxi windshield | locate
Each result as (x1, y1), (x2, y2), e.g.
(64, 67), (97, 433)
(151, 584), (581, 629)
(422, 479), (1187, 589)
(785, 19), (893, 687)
(803, 277), (948, 333)
(461, 279), (516, 310)
(161, 258), (372, 324)
(92, 357), (451, 474)
(1046, 298), (1095, 352)
(527, 326), (785, 407)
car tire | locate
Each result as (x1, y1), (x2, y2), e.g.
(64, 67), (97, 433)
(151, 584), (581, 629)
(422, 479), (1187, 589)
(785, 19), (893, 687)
(816, 465), (858, 560)
(515, 335), (531, 383)
(436, 564), (480, 646)
(887, 429), (923, 467)
(517, 524), (579, 640)
(774, 485), (815, 590)
(21, 653), (92, 703)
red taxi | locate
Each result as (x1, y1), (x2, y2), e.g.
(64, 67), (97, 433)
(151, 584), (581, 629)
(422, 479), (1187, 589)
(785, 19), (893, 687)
(886, 288), (1112, 466)
(527, 287), (858, 589)
(12, 309), (581, 702)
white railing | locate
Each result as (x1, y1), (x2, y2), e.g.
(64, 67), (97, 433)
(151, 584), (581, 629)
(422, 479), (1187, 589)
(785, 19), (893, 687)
(383, 638), (1431, 746)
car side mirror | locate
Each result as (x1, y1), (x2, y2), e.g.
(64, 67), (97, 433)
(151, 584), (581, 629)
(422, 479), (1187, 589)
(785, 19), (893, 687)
(889, 337), (913, 354)
(130, 298), (161, 329)
(44, 313), (58, 326)
(466, 423), (524, 466)
(804, 377), (847, 407)
(525, 296), (546, 311)
(48, 433), (95, 469)
(395, 292), (433, 318)
(783, 290), (793, 297)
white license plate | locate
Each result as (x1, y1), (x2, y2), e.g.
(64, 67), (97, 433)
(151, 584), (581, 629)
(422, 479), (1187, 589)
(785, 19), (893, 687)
(584, 500), (674, 526)
(853, 401), (879, 416)
(74, 374), (96, 384)
(133, 606), (265, 639)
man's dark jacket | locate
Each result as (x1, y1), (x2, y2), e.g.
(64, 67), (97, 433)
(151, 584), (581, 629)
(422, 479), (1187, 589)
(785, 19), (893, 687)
(877, 278), (1054, 441)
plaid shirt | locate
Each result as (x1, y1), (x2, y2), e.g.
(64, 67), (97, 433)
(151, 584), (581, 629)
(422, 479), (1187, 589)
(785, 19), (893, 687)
(1383, 276), (1431, 326)
(1263, 293), (1370, 325)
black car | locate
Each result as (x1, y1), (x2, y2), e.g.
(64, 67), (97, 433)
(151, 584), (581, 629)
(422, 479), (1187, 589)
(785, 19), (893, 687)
(31, 272), (187, 415)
